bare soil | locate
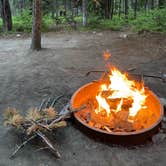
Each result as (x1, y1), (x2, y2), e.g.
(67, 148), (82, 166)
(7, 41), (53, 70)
(0, 31), (166, 166)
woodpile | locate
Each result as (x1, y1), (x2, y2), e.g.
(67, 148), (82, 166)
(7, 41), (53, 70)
(76, 98), (158, 133)
(3, 97), (83, 159)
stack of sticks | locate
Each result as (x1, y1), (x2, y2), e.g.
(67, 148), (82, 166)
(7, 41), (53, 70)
(3, 96), (83, 159)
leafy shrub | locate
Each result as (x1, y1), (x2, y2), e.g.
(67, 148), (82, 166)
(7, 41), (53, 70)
(82, 15), (126, 31)
(0, 19), (2, 32)
(87, 16), (102, 29)
(11, 10), (55, 32)
(12, 9), (32, 32)
(42, 14), (54, 32)
(100, 16), (126, 31)
(129, 8), (166, 32)
(1, 7), (166, 33)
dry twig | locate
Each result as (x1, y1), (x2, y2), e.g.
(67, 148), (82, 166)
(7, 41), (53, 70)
(4, 96), (85, 160)
(10, 135), (37, 159)
(36, 131), (61, 158)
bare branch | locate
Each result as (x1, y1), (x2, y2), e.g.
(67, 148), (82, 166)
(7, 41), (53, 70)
(10, 135), (37, 159)
(36, 131), (61, 158)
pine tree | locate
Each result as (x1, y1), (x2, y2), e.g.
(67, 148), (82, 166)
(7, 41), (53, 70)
(31, 0), (42, 50)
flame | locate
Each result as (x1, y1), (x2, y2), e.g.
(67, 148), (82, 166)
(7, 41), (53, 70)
(95, 66), (147, 118)
(103, 50), (111, 61)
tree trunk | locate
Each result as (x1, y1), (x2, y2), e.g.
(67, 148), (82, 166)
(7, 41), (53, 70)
(158, 0), (165, 8)
(51, 1), (55, 19)
(134, 0), (138, 19)
(82, 0), (87, 26)
(104, 0), (110, 19)
(144, 0), (148, 11)
(64, 0), (67, 15)
(110, 0), (114, 20)
(151, 0), (154, 9)
(118, 0), (121, 18)
(55, 0), (58, 19)
(0, 0), (12, 32)
(131, 0), (134, 9)
(124, 0), (128, 20)
(31, 0), (42, 50)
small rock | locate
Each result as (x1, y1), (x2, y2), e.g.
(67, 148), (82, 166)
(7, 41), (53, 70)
(160, 98), (166, 106)
(93, 31), (96, 34)
(152, 133), (166, 144)
(161, 123), (166, 133)
(119, 33), (128, 39)
(16, 34), (21, 37)
(162, 117), (166, 123)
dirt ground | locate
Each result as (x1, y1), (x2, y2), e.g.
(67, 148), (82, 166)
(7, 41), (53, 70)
(0, 31), (166, 166)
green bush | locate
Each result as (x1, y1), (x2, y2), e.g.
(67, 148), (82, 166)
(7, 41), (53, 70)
(82, 15), (126, 31)
(12, 9), (32, 32)
(100, 16), (126, 31)
(0, 10), (55, 33)
(42, 14), (54, 32)
(0, 19), (2, 32)
(13, 10), (55, 32)
(74, 16), (82, 23)
(129, 8), (166, 32)
(87, 16), (101, 29)
(81, 8), (166, 32)
(1, 7), (166, 33)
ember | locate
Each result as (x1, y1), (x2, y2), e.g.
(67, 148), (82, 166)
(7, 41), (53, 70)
(71, 52), (163, 141)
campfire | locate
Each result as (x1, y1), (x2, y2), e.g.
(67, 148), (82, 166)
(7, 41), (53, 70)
(71, 52), (163, 144)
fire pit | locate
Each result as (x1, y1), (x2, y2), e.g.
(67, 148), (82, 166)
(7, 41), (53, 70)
(70, 53), (163, 145)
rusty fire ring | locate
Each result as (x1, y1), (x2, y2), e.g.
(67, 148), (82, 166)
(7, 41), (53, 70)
(70, 82), (164, 145)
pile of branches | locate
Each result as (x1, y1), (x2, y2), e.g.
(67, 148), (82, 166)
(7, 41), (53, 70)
(3, 97), (82, 159)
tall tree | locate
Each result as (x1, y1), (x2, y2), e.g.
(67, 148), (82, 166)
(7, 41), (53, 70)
(31, 0), (42, 50)
(64, 0), (67, 15)
(118, 0), (122, 17)
(82, 0), (87, 26)
(0, 0), (12, 32)
(110, 0), (114, 19)
(134, 0), (138, 18)
(151, 0), (154, 9)
(104, 0), (110, 19)
(159, 0), (165, 8)
(55, 0), (58, 20)
(144, 0), (148, 11)
(124, 0), (128, 20)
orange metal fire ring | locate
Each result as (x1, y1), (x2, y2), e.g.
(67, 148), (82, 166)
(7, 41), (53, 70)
(70, 82), (164, 145)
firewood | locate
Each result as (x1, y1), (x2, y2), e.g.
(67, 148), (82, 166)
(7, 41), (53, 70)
(4, 98), (85, 159)
(35, 131), (61, 158)
(94, 123), (102, 129)
(116, 111), (129, 121)
(10, 135), (37, 159)
(103, 126), (112, 132)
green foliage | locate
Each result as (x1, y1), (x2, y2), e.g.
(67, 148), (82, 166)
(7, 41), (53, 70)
(87, 16), (101, 29)
(0, 9), (54, 33)
(74, 16), (82, 23)
(42, 14), (54, 32)
(81, 8), (166, 33)
(0, 19), (2, 32)
(1, 6), (165, 34)
(12, 9), (32, 32)
(100, 16), (126, 31)
(80, 15), (126, 31)
(129, 8), (166, 32)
